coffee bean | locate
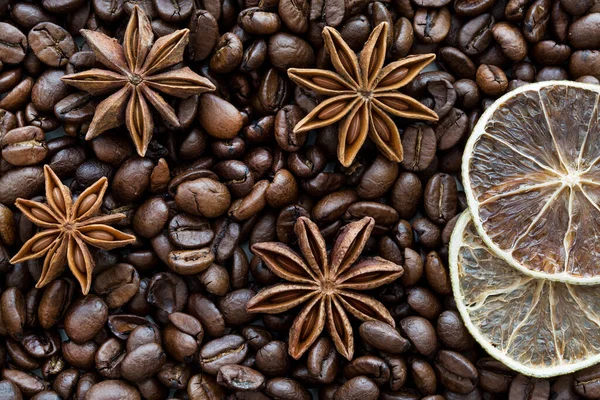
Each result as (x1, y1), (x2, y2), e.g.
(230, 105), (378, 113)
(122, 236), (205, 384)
(0, 22), (27, 64)
(85, 380), (141, 400)
(413, 7), (451, 44)
(64, 295), (108, 344)
(334, 376), (379, 400)
(28, 23), (76, 67)
(574, 364), (600, 398)
(2, 126), (48, 166)
(410, 358), (437, 395)
(568, 13), (600, 48)
(434, 350), (478, 394)
(509, 374), (550, 399)
(400, 316), (437, 356)
(523, 0), (552, 43)
(198, 94), (244, 139)
(570, 50), (600, 79)
(199, 334), (248, 375)
(477, 358), (514, 393)
(476, 64), (508, 96)
(459, 14), (494, 55)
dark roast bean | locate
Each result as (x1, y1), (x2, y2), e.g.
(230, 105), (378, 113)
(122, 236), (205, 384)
(509, 374), (550, 399)
(0, 23), (27, 64)
(2, 126), (47, 166)
(458, 14), (494, 55)
(574, 364), (600, 398)
(413, 7), (451, 44)
(200, 334), (248, 375)
(523, 0), (552, 43)
(333, 376), (379, 400)
(434, 350), (478, 394)
(568, 13), (600, 49)
(28, 23), (76, 67)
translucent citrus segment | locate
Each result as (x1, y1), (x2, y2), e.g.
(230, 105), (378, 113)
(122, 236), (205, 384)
(450, 211), (600, 378)
(463, 81), (600, 284)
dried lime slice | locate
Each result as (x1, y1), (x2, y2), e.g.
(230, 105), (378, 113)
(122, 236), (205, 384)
(450, 211), (600, 377)
(463, 81), (600, 284)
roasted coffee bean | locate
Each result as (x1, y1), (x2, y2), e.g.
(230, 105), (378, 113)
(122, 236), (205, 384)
(334, 376), (379, 400)
(210, 33), (243, 74)
(28, 23), (76, 67)
(359, 321), (411, 354)
(491, 22), (527, 61)
(121, 343), (166, 382)
(532, 40), (571, 65)
(0, 76), (34, 111)
(459, 14), (494, 55)
(391, 173), (422, 219)
(477, 358), (514, 393)
(413, 7), (451, 44)
(62, 340), (97, 370)
(424, 173), (457, 224)
(509, 374), (550, 399)
(0, 23), (27, 64)
(64, 295), (108, 344)
(434, 350), (478, 394)
(269, 32), (315, 69)
(570, 50), (600, 79)
(344, 356), (391, 386)
(437, 310), (475, 351)
(1, 287), (26, 340)
(188, 10), (218, 61)
(1, 368), (48, 397)
(2, 126), (47, 166)
(85, 380), (141, 400)
(199, 334), (248, 375)
(568, 13), (600, 49)
(255, 340), (290, 376)
(476, 64), (508, 96)
(574, 364), (600, 398)
(410, 358), (437, 395)
(198, 94), (244, 139)
(187, 373), (225, 399)
(217, 365), (265, 391)
(265, 377), (311, 400)
(400, 316), (437, 356)
(523, 0), (552, 43)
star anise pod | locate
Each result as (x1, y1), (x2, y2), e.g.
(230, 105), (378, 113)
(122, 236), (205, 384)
(246, 216), (404, 360)
(61, 6), (215, 157)
(10, 166), (136, 295)
(288, 22), (439, 167)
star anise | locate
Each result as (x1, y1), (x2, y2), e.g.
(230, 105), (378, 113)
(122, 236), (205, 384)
(10, 166), (136, 295)
(288, 22), (439, 167)
(246, 216), (403, 360)
(61, 6), (215, 157)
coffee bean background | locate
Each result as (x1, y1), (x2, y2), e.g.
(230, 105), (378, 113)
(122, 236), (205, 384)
(0, 0), (598, 398)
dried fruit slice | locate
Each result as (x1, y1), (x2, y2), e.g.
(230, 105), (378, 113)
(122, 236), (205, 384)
(449, 211), (600, 377)
(450, 211), (600, 378)
(463, 81), (600, 284)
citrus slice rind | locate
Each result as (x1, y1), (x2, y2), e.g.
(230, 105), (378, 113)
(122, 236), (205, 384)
(450, 211), (600, 378)
(462, 81), (600, 284)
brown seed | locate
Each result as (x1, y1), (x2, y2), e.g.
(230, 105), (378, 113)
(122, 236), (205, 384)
(31, 207), (55, 223)
(313, 76), (346, 90)
(77, 194), (97, 217)
(318, 100), (348, 120)
(52, 188), (66, 214)
(86, 230), (115, 241)
(73, 245), (85, 272)
(379, 97), (409, 110)
(373, 112), (390, 142)
(347, 112), (362, 144)
(379, 67), (409, 87)
(31, 234), (57, 253)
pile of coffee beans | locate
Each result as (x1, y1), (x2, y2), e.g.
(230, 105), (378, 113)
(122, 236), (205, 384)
(0, 0), (599, 398)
